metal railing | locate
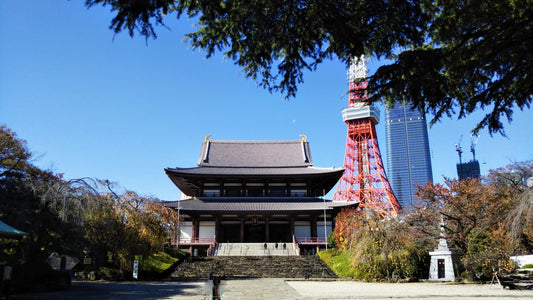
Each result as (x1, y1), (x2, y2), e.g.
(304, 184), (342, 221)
(207, 238), (217, 256)
(294, 237), (327, 244)
(292, 236), (300, 256)
(178, 237), (217, 245)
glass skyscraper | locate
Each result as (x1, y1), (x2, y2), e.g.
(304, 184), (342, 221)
(385, 103), (433, 210)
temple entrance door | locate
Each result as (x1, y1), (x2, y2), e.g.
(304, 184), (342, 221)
(269, 221), (290, 242)
(219, 222), (241, 242)
(244, 224), (265, 242)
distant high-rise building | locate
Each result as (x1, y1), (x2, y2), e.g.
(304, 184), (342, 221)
(456, 160), (481, 180)
(385, 103), (433, 210)
(456, 134), (481, 180)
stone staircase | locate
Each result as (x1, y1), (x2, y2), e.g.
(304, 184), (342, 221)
(170, 255), (337, 279)
(213, 243), (298, 256)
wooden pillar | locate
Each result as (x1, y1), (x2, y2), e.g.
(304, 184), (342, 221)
(265, 217), (270, 242)
(311, 216), (317, 238)
(240, 216), (245, 242)
(215, 215), (220, 243)
(195, 218), (200, 239)
(290, 215), (295, 240)
(191, 218), (196, 241)
(191, 215), (198, 240)
(191, 215), (198, 256)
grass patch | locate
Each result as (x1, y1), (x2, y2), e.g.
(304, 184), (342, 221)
(77, 251), (185, 281)
(142, 251), (180, 273)
(317, 249), (353, 277)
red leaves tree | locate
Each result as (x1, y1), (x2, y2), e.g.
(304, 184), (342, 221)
(414, 178), (505, 254)
(412, 161), (533, 279)
(331, 161), (533, 281)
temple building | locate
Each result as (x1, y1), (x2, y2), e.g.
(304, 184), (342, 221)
(164, 136), (357, 255)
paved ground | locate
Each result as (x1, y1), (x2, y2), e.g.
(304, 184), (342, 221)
(10, 278), (533, 299)
(287, 280), (533, 300)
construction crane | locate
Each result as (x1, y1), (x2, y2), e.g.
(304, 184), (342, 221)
(455, 134), (463, 164)
(470, 133), (480, 161)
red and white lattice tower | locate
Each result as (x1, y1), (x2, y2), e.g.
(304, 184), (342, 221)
(333, 55), (401, 217)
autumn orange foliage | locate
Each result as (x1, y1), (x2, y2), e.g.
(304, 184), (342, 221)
(330, 161), (533, 281)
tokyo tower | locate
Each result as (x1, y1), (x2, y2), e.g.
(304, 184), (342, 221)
(333, 56), (401, 217)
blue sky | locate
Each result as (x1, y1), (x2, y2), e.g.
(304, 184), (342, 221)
(1, 1), (532, 200)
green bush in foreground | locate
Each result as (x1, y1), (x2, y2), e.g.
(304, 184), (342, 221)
(330, 209), (430, 281)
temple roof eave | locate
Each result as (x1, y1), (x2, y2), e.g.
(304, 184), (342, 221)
(163, 197), (359, 213)
(164, 166), (344, 177)
(165, 166), (344, 197)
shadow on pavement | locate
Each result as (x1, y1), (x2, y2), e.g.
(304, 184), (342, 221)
(11, 280), (205, 299)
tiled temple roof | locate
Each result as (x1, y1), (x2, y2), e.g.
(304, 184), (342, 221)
(165, 138), (344, 196)
(197, 139), (313, 167)
(0, 220), (27, 239)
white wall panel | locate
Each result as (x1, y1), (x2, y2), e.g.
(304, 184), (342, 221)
(199, 221), (216, 239)
(180, 222), (193, 239)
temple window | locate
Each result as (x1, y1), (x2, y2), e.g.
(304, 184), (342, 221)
(224, 183), (242, 197)
(203, 189), (220, 197)
(203, 183), (221, 197)
(290, 183), (308, 197)
(246, 183), (264, 197)
(225, 189), (241, 196)
(247, 187), (263, 197)
(269, 183), (287, 197)
(290, 189), (307, 197)
(270, 188), (286, 197)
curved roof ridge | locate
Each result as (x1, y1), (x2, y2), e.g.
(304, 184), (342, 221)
(207, 139), (303, 144)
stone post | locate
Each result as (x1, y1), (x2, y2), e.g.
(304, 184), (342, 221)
(429, 223), (455, 281)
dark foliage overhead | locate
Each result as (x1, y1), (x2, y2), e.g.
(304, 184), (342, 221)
(86, 0), (532, 134)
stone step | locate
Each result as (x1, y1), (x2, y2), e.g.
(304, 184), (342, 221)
(213, 242), (298, 256)
(170, 256), (337, 279)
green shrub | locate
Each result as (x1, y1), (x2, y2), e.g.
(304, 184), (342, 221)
(522, 264), (533, 269)
(330, 211), (433, 281)
(97, 267), (124, 280)
(327, 231), (337, 249)
(164, 246), (188, 258)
